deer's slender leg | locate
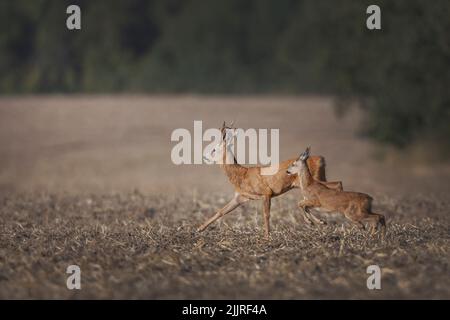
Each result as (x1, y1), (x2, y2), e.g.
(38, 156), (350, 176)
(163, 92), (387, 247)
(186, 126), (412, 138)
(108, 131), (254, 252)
(305, 207), (326, 225)
(354, 220), (366, 230)
(373, 212), (387, 240)
(197, 194), (249, 232)
(298, 199), (325, 225)
(374, 213), (386, 236)
(343, 206), (366, 230)
(262, 196), (271, 239)
(364, 212), (386, 235)
(297, 199), (313, 224)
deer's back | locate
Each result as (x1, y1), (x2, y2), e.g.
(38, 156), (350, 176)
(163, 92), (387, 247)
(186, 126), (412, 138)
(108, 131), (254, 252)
(258, 158), (297, 196)
(259, 156), (326, 196)
(307, 183), (372, 211)
(229, 155), (328, 198)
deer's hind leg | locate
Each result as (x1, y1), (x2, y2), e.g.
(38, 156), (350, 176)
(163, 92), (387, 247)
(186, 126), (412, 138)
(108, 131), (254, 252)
(360, 198), (386, 235)
(197, 193), (249, 232)
(363, 212), (386, 235)
(342, 204), (366, 230)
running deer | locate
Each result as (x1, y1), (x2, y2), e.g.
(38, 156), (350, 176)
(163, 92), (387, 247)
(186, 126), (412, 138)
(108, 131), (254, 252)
(197, 122), (343, 238)
(287, 147), (386, 234)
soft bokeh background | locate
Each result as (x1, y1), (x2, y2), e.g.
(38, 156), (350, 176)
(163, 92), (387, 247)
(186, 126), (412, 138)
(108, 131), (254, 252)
(0, 0), (449, 300)
(1, 95), (449, 196)
(1, 0), (449, 150)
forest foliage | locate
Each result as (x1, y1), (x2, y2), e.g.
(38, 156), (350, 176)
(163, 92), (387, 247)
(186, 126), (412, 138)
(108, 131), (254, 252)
(0, 0), (449, 149)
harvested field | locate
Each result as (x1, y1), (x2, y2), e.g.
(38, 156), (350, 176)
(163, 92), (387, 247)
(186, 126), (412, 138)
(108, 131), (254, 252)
(0, 96), (449, 299)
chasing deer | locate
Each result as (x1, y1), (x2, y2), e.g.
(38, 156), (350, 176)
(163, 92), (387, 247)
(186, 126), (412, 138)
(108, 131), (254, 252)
(287, 147), (386, 234)
(197, 122), (343, 238)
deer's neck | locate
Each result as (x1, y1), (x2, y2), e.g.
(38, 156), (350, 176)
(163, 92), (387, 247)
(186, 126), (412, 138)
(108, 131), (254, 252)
(222, 163), (247, 187)
(220, 144), (247, 187)
(299, 161), (314, 190)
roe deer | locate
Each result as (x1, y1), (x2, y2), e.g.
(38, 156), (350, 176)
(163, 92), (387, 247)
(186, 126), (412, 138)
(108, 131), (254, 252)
(197, 122), (343, 238)
(287, 147), (386, 234)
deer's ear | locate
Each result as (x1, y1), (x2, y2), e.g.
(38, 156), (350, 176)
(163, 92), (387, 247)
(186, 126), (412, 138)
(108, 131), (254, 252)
(299, 147), (311, 160)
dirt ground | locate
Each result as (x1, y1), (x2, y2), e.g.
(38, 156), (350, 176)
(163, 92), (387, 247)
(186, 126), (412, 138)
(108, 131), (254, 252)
(0, 95), (449, 299)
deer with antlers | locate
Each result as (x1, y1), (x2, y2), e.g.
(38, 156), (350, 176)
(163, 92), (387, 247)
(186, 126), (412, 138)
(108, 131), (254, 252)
(287, 147), (386, 234)
(197, 122), (343, 238)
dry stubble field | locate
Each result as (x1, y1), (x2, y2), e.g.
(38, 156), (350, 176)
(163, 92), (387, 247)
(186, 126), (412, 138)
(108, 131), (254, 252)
(0, 95), (449, 299)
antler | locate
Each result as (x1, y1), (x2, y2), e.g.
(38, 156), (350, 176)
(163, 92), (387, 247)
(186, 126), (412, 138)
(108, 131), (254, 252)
(220, 121), (227, 140)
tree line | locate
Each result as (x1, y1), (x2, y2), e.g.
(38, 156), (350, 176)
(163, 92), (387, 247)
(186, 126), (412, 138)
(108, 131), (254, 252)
(0, 0), (448, 151)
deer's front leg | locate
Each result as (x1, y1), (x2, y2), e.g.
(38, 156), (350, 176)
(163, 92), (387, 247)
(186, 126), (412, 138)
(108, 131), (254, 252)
(262, 196), (271, 239)
(298, 199), (325, 225)
(197, 193), (249, 232)
(298, 200), (312, 224)
(297, 199), (314, 225)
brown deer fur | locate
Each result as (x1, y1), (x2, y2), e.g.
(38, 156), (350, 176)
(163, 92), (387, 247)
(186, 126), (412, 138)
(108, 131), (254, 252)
(287, 147), (386, 234)
(197, 123), (343, 238)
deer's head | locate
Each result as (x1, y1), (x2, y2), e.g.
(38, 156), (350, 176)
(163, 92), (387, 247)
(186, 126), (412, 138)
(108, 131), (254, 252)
(203, 121), (237, 164)
(287, 147), (311, 175)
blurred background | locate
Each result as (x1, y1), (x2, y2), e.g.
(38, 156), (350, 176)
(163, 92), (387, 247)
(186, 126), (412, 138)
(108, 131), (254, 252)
(1, 1), (449, 300)
(0, 0), (449, 193)
(2, 0), (450, 147)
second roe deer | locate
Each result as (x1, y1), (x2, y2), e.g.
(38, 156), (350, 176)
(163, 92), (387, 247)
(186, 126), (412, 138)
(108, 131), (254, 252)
(197, 122), (343, 238)
(287, 147), (386, 234)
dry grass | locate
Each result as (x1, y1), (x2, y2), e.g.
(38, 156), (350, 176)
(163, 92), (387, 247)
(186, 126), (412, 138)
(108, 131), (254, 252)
(1, 191), (448, 299)
(0, 96), (449, 299)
